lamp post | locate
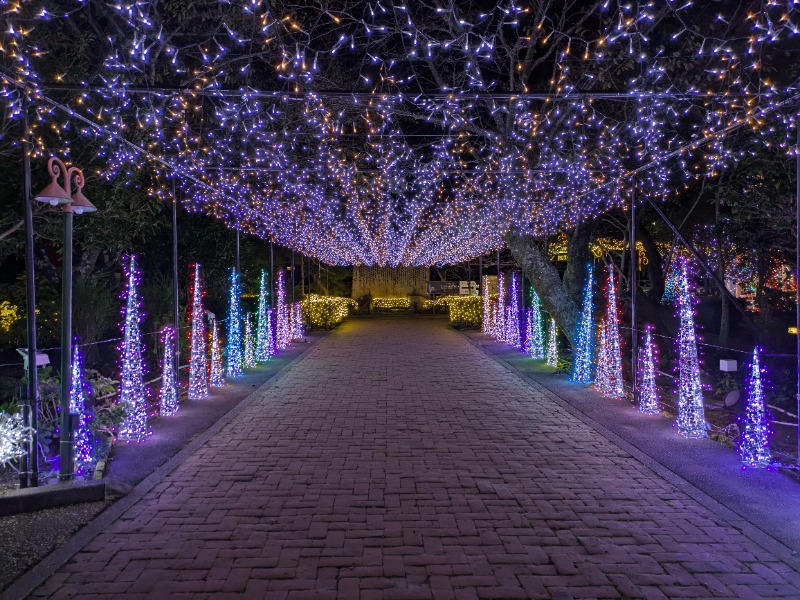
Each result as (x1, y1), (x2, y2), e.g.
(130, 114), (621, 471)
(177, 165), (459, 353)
(630, 185), (637, 404)
(20, 109), (38, 488)
(171, 179), (179, 381)
(34, 157), (96, 482)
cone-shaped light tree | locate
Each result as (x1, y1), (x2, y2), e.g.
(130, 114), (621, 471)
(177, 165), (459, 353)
(739, 346), (771, 468)
(529, 289), (545, 360)
(571, 265), (594, 383)
(188, 264), (209, 400)
(595, 321), (611, 394)
(596, 266), (624, 398)
(160, 326), (179, 417)
(69, 343), (93, 475)
(494, 272), (506, 341)
(244, 313), (256, 368)
(119, 255), (149, 442)
(505, 273), (521, 348)
(675, 262), (707, 438)
(547, 317), (558, 367)
(209, 319), (226, 387)
(256, 270), (273, 362)
(523, 307), (533, 354)
(293, 303), (305, 340)
(638, 326), (660, 415)
(482, 276), (491, 335)
(276, 270), (290, 350)
(226, 270), (244, 378)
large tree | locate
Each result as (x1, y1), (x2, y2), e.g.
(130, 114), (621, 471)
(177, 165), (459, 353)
(2, 0), (797, 346)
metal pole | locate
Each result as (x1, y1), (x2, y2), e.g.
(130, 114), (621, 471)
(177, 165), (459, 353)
(479, 256), (483, 296)
(301, 255), (305, 296)
(58, 208), (73, 482)
(235, 228), (240, 274)
(630, 187), (638, 402)
(269, 242), (274, 308)
(795, 122), (799, 465)
(291, 252), (295, 303)
(21, 108), (38, 488)
(172, 179), (179, 378)
(497, 251), (501, 305)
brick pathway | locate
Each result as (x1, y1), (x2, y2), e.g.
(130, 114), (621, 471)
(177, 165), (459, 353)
(32, 319), (800, 599)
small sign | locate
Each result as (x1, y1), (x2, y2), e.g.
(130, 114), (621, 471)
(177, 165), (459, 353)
(427, 281), (460, 295)
(16, 348), (50, 368)
(788, 326), (798, 335)
(719, 359), (737, 372)
(459, 281), (478, 295)
(428, 281), (479, 295)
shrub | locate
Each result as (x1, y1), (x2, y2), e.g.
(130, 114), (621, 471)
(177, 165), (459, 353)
(300, 295), (356, 330)
(448, 296), (481, 328)
(420, 295), (459, 313)
(372, 297), (410, 311)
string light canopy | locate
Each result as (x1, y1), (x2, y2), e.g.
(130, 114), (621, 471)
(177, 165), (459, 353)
(2, 2), (798, 266)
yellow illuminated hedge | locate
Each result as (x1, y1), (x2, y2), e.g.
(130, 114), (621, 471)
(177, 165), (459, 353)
(447, 296), (482, 328)
(300, 294), (357, 330)
(373, 297), (410, 310)
(421, 295), (458, 310)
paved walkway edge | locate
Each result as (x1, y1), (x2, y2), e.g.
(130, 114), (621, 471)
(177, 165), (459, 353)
(1, 338), (323, 600)
(459, 330), (800, 570)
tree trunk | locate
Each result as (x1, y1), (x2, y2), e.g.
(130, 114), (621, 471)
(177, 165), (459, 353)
(562, 220), (594, 302)
(715, 189), (730, 346)
(0, 219), (24, 241)
(506, 229), (591, 349)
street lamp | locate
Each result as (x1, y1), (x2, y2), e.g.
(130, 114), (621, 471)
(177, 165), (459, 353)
(69, 173), (96, 215)
(33, 160), (71, 206)
(34, 156), (96, 482)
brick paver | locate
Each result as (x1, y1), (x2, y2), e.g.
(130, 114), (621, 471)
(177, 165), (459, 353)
(32, 318), (800, 599)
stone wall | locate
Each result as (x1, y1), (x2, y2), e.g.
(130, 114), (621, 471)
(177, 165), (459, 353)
(352, 266), (429, 299)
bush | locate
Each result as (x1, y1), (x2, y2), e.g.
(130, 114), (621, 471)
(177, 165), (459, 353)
(14, 366), (120, 467)
(448, 296), (482, 329)
(420, 295), (458, 313)
(372, 297), (410, 312)
(300, 295), (356, 330)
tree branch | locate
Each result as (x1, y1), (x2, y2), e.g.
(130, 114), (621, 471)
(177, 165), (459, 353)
(0, 219), (24, 242)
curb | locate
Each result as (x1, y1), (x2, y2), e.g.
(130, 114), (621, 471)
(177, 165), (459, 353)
(459, 329), (800, 570)
(0, 481), (108, 517)
(0, 336), (323, 600)
(779, 465), (800, 484)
